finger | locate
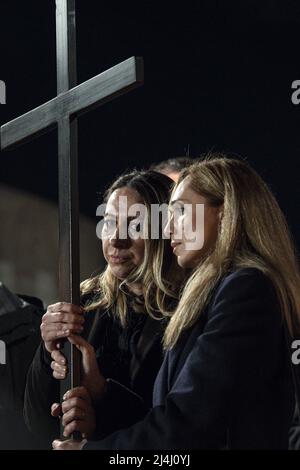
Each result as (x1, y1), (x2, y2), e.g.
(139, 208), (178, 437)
(42, 311), (84, 325)
(63, 386), (91, 402)
(42, 330), (70, 342)
(41, 323), (84, 339)
(50, 360), (67, 373)
(52, 439), (63, 450)
(62, 396), (90, 414)
(52, 438), (84, 450)
(62, 406), (88, 427)
(52, 439), (70, 450)
(68, 335), (94, 362)
(51, 361), (67, 378)
(46, 312), (85, 325)
(51, 403), (62, 417)
(40, 322), (84, 333)
(48, 302), (84, 315)
(68, 335), (98, 376)
(53, 323), (84, 338)
(63, 420), (88, 438)
(51, 349), (67, 365)
(42, 327), (82, 342)
(53, 371), (66, 380)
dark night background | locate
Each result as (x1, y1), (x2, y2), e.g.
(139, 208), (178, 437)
(0, 0), (299, 246)
(0, 0), (299, 450)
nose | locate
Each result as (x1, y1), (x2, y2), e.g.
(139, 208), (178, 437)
(164, 213), (174, 239)
(109, 226), (131, 248)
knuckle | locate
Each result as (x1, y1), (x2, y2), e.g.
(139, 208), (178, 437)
(55, 313), (62, 322)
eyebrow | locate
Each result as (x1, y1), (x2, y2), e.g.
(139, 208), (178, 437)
(170, 198), (191, 206)
(104, 212), (138, 221)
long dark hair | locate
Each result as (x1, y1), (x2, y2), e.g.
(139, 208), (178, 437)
(81, 170), (182, 325)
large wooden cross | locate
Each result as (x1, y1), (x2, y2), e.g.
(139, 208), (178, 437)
(0, 0), (143, 437)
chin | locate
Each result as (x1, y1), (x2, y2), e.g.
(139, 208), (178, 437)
(177, 253), (200, 270)
(109, 266), (129, 280)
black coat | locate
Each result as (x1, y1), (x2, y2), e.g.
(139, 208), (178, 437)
(23, 300), (165, 445)
(0, 291), (48, 449)
(83, 268), (294, 450)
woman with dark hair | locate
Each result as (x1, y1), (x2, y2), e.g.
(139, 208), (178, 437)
(53, 155), (300, 450)
(24, 170), (183, 445)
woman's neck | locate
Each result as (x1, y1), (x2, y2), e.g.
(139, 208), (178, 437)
(126, 283), (143, 297)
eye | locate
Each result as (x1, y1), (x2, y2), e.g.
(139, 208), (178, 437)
(103, 218), (116, 229)
(174, 205), (184, 216)
(131, 223), (141, 231)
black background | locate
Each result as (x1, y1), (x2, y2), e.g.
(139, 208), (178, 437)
(0, 0), (299, 246)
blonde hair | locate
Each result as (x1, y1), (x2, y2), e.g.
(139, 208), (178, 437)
(164, 155), (300, 349)
(81, 170), (182, 326)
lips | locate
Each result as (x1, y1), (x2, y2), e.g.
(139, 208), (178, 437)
(171, 241), (182, 253)
(109, 254), (130, 264)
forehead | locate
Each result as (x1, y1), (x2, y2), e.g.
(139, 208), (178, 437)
(171, 176), (207, 205)
(106, 187), (143, 212)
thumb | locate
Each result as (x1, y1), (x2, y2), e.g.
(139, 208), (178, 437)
(67, 334), (92, 353)
(68, 335), (96, 373)
(51, 402), (62, 418)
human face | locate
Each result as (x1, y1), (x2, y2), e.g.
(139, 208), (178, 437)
(165, 176), (222, 269)
(102, 187), (145, 280)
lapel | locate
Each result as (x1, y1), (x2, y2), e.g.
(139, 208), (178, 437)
(168, 307), (209, 388)
(168, 275), (226, 387)
(130, 316), (164, 382)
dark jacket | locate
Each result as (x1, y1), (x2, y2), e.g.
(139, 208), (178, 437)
(0, 290), (48, 449)
(23, 299), (165, 445)
(84, 268), (294, 450)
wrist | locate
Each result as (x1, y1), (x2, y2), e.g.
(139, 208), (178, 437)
(90, 378), (108, 405)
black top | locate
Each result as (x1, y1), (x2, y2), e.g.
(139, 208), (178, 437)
(24, 297), (166, 446)
(83, 268), (295, 450)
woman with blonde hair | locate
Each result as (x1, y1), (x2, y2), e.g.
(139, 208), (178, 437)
(53, 155), (300, 450)
(24, 170), (183, 445)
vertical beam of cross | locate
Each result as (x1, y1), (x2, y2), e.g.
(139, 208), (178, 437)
(55, 0), (81, 413)
(0, 0), (144, 440)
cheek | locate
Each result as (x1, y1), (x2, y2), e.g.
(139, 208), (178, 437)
(131, 240), (145, 263)
(203, 217), (219, 248)
(174, 216), (185, 241)
(102, 239), (109, 261)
